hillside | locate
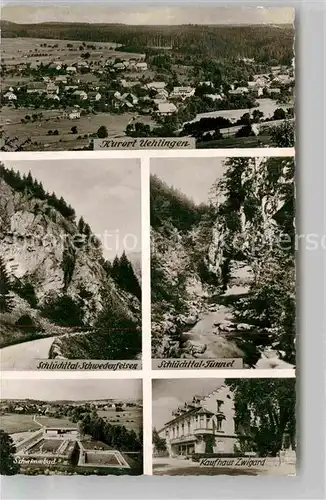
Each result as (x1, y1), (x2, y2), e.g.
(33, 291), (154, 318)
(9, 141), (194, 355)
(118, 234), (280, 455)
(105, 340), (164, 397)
(0, 21), (294, 63)
(0, 164), (141, 360)
(151, 156), (295, 367)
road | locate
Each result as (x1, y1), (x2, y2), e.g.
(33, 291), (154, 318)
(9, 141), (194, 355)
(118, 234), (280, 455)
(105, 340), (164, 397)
(0, 336), (55, 370)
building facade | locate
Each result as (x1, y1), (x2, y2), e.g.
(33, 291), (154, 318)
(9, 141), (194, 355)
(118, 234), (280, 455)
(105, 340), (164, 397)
(158, 385), (238, 457)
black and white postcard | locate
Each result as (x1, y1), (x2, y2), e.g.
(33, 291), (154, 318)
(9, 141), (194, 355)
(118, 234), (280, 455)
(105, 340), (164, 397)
(0, 378), (143, 475)
(1, 5), (294, 151)
(151, 156), (295, 370)
(152, 378), (296, 476)
(0, 159), (142, 369)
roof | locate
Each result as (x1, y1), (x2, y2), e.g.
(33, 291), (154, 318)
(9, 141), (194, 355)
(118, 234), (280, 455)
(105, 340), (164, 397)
(158, 102), (177, 113)
(195, 407), (214, 416)
(172, 86), (194, 92)
(146, 82), (166, 89)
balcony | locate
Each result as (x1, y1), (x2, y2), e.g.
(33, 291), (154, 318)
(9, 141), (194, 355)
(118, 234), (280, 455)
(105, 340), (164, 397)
(193, 428), (214, 436)
(170, 435), (196, 445)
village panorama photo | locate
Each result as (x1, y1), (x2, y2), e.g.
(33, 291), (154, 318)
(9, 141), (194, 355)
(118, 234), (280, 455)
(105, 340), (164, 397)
(0, 158), (142, 370)
(150, 155), (295, 369)
(1, 4), (294, 151)
(0, 378), (143, 476)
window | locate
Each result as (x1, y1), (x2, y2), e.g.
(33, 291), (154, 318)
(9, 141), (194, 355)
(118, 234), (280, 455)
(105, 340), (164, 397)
(215, 419), (222, 431)
(217, 400), (223, 412)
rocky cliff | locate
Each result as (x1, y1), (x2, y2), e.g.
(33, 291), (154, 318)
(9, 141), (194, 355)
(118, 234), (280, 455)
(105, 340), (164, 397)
(0, 167), (141, 359)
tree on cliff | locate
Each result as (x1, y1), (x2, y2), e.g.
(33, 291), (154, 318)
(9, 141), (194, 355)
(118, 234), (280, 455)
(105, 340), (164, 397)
(0, 430), (19, 475)
(225, 378), (296, 456)
(110, 252), (141, 300)
(0, 257), (14, 314)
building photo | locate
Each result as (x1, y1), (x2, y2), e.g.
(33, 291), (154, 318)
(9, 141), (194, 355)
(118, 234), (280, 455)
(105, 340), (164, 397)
(0, 378), (143, 475)
(152, 378), (296, 476)
(1, 4), (294, 151)
(0, 158), (142, 369)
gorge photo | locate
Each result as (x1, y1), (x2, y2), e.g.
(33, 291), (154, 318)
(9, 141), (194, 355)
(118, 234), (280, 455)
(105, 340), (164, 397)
(1, 4), (294, 151)
(152, 378), (296, 476)
(0, 158), (142, 369)
(150, 156), (295, 369)
(0, 378), (143, 476)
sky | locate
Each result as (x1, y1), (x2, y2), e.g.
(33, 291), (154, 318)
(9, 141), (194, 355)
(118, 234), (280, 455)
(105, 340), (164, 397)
(1, 378), (142, 401)
(152, 379), (224, 430)
(151, 157), (225, 205)
(5, 159), (141, 260)
(2, 3), (295, 25)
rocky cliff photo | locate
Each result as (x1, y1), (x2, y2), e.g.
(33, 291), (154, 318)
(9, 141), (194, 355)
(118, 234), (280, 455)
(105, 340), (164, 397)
(150, 155), (295, 369)
(0, 159), (142, 368)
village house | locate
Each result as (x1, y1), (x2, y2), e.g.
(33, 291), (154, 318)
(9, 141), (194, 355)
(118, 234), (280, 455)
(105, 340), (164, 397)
(3, 91), (17, 101)
(273, 74), (292, 85)
(46, 93), (60, 101)
(66, 66), (77, 73)
(269, 88), (281, 95)
(229, 87), (249, 95)
(67, 110), (81, 119)
(55, 75), (68, 84)
(77, 61), (89, 69)
(49, 62), (62, 71)
(199, 81), (214, 87)
(145, 81), (167, 91)
(114, 62), (128, 70)
(155, 88), (169, 100)
(170, 86), (195, 99)
(136, 62), (148, 71)
(157, 386), (238, 457)
(64, 85), (79, 91)
(46, 83), (59, 94)
(205, 93), (223, 101)
(88, 91), (102, 101)
(72, 89), (88, 100)
(157, 102), (177, 115)
(120, 79), (139, 89)
(121, 93), (138, 105)
(26, 82), (46, 94)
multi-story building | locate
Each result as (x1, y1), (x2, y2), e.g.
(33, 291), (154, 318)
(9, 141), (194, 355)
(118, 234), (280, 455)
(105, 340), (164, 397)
(158, 385), (238, 457)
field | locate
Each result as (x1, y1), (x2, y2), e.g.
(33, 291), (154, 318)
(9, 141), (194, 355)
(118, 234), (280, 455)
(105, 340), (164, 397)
(1, 107), (155, 151)
(1, 37), (132, 67)
(34, 416), (77, 428)
(0, 413), (40, 433)
(97, 408), (142, 432)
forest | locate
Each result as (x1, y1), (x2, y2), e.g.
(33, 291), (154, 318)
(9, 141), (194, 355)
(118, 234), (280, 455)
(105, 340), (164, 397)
(1, 21), (294, 64)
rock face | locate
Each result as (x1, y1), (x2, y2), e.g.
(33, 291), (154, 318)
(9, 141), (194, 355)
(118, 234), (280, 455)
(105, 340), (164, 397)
(151, 225), (212, 358)
(0, 175), (140, 354)
(208, 156), (294, 277)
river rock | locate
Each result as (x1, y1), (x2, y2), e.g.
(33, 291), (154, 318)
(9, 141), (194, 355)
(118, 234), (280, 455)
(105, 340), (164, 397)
(236, 323), (252, 332)
(178, 314), (198, 327)
(182, 340), (206, 355)
(217, 321), (236, 333)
